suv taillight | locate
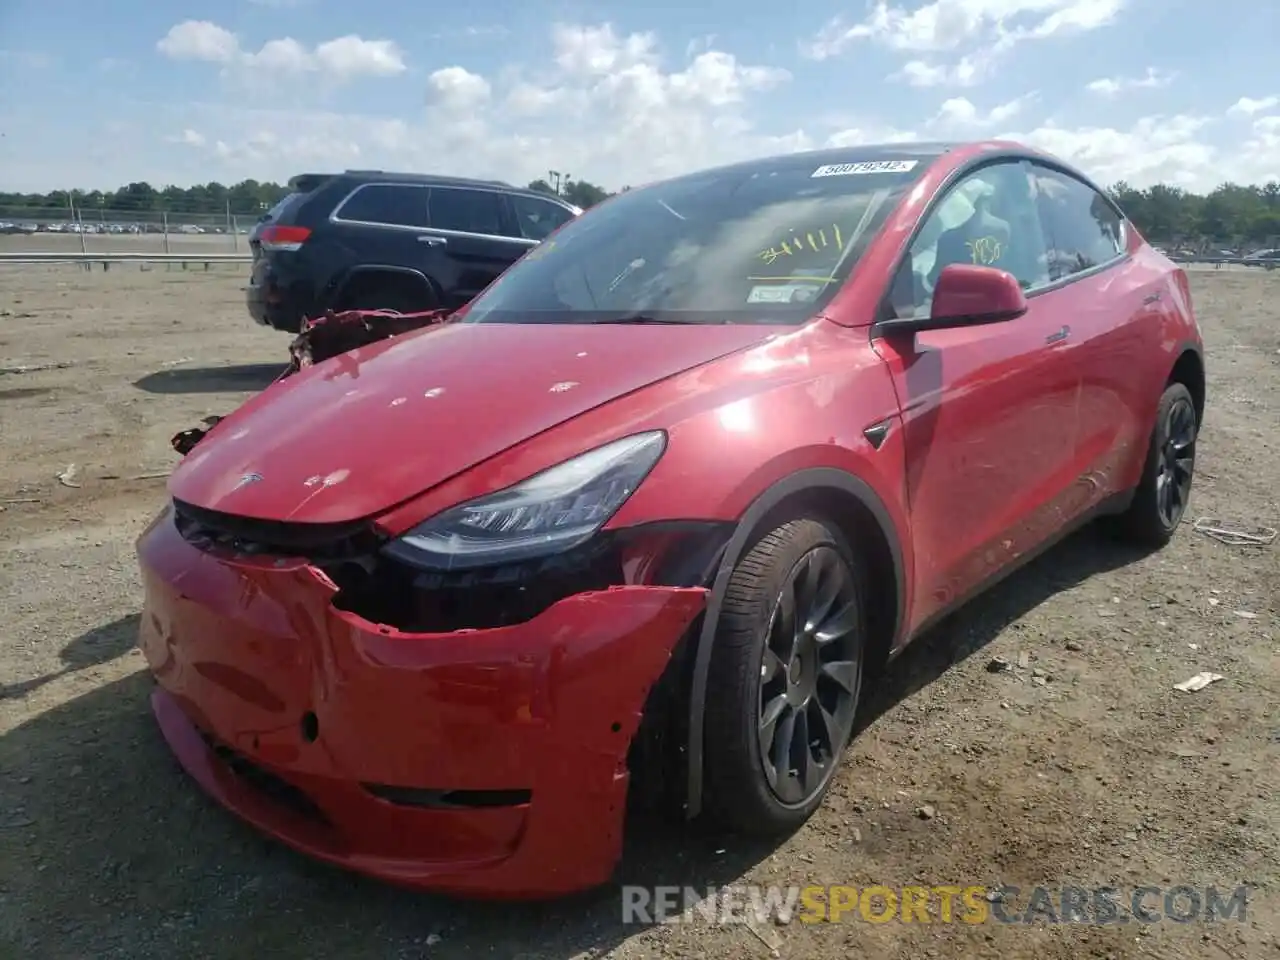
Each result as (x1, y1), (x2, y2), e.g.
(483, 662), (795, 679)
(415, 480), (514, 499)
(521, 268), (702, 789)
(259, 225), (312, 252)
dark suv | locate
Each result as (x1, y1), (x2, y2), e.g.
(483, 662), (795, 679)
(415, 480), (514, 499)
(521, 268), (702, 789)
(247, 171), (582, 332)
(1242, 248), (1280, 270)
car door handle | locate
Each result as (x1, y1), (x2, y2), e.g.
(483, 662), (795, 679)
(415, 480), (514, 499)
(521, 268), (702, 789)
(1045, 325), (1070, 345)
(1143, 292), (1162, 305)
(417, 235), (448, 247)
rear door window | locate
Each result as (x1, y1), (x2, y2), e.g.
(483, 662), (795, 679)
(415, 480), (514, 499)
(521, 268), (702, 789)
(335, 184), (430, 228)
(1028, 164), (1125, 281)
(426, 187), (509, 237)
(510, 194), (575, 240)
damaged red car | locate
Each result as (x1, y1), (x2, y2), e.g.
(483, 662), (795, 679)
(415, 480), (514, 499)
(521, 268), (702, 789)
(137, 140), (1205, 899)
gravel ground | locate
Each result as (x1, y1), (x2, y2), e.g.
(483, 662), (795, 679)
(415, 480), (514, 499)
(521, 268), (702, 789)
(1, 264), (1278, 960)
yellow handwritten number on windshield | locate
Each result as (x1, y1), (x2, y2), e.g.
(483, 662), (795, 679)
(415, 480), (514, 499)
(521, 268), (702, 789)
(965, 235), (1002, 266)
(757, 224), (845, 266)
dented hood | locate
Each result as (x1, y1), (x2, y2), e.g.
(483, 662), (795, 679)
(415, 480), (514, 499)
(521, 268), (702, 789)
(169, 320), (775, 523)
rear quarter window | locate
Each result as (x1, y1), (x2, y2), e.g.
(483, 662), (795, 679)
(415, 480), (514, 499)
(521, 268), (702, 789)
(263, 193), (307, 221)
(511, 194), (575, 240)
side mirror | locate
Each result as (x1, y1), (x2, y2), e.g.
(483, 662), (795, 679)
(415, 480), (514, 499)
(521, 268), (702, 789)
(878, 263), (1028, 338)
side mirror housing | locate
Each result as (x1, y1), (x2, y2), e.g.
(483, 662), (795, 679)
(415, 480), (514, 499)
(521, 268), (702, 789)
(877, 263), (1028, 338)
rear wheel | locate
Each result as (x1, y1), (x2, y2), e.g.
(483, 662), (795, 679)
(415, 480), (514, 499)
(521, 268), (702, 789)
(702, 517), (866, 835)
(1111, 382), (1198, 546)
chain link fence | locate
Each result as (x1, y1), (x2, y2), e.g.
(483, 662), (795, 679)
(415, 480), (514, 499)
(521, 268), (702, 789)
(0, 204), (263, 254)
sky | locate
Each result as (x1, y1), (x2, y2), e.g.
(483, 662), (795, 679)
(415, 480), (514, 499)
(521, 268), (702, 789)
(0, 0), (1277, 195)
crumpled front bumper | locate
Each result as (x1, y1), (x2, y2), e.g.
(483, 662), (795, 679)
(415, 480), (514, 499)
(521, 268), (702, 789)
(136, 507), (706, 898)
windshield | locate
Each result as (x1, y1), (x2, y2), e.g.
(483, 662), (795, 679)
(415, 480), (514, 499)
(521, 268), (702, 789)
(461, 158), (929, 325)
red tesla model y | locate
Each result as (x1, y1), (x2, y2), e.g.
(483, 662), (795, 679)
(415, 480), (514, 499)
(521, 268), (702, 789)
(136, 140), (1204, 899)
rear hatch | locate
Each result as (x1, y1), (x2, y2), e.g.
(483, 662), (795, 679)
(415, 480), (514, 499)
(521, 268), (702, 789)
(249, 173), (332, 264)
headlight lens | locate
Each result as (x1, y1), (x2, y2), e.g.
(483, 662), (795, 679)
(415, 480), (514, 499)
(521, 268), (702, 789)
(383, 431), (667, 571)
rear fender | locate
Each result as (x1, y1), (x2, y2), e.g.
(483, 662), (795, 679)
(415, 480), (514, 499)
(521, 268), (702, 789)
(330, 265), (439, 308)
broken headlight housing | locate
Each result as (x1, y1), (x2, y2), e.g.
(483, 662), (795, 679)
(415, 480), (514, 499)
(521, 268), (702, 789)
(382, 431), (667, 572)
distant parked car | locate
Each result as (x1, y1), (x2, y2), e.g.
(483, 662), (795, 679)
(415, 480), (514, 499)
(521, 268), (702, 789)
(246, 170), (582, 332)
(1242, 248), (1280, 269)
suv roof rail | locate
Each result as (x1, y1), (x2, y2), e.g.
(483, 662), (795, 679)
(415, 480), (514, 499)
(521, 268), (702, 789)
(288, 172), (335, 192)
(338, 169), (515, 188)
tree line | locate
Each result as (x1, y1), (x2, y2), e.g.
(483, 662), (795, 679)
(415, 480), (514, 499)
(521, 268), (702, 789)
(1109, 181), (1280, 248)
(1, 176), (1278, 246)
(0, 177), (615, 221)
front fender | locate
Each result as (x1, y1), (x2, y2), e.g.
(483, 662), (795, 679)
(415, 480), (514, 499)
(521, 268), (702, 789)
(681, 466), (907, 820)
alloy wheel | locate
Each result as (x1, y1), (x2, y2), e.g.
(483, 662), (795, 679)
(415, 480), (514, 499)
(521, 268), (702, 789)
(1156, 395), (1197, 528)
(757, 546), (861, 807)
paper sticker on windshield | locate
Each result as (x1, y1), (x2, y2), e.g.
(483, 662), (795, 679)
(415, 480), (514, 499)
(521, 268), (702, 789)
(747, 285), (799, 304)
(811, 160), (918, 178)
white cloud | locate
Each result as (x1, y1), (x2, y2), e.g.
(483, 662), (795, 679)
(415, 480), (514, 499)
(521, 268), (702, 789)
(1242, 116), (1280, 180)
(1000, 115), (1219, 187)
(1227, 95), (1278, 117)
(804, 0), (1125, 91)
(1086, 67), (1174, 97)
(12, 18), (1274, 195)
(313, 37), (406, 79)
(1017, 0), (1124, 40)
(504, 82), (568, 117)
(156, 20), (405, 81)
(163, 23), (798, 190)
(244, 38), (311, 73)
(552, 23), (659, 75)
(165, 129), (207, 147)
(803, 0), (1126, 59)
(891, 54), (992, 87)
(1252, 116), (1280, 140)
(426, 67), (492, 112)
(931, 94), (1036, 128)
(156, 21), (240, 63)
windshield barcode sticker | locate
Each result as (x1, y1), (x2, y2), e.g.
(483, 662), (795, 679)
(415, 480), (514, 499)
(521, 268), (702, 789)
(811, 160), (918, 178)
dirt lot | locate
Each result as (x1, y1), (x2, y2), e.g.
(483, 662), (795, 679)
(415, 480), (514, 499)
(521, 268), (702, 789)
(1, 264), (1277, 960)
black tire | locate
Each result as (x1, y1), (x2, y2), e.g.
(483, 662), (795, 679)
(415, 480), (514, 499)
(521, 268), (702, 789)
(702, 517), (867, 835)
(1111, 382), (1198, 546)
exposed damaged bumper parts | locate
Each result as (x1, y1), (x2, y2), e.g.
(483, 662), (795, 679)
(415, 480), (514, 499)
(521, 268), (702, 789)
(136, 505), (708, 898)
(171, 308), (452, 456)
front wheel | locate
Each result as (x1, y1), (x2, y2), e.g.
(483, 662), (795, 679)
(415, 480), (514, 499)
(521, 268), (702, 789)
(1111, 382), (1198, 546)
(702, 517), (866, 835)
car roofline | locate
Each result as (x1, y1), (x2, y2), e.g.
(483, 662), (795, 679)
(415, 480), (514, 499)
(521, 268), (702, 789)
(287, 171), (574, 202)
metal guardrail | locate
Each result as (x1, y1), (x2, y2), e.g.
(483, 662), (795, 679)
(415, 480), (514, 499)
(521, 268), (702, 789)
(0, 250), (1274, 270)
(0, 252), (251, 265)
(1170, 255), (1278, 268)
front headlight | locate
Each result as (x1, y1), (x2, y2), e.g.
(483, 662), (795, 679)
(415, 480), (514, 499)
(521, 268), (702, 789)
(382, 431), (667, 571)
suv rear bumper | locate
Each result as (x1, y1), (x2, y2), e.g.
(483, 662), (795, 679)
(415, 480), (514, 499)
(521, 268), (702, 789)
(247, 262), (306, 332)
